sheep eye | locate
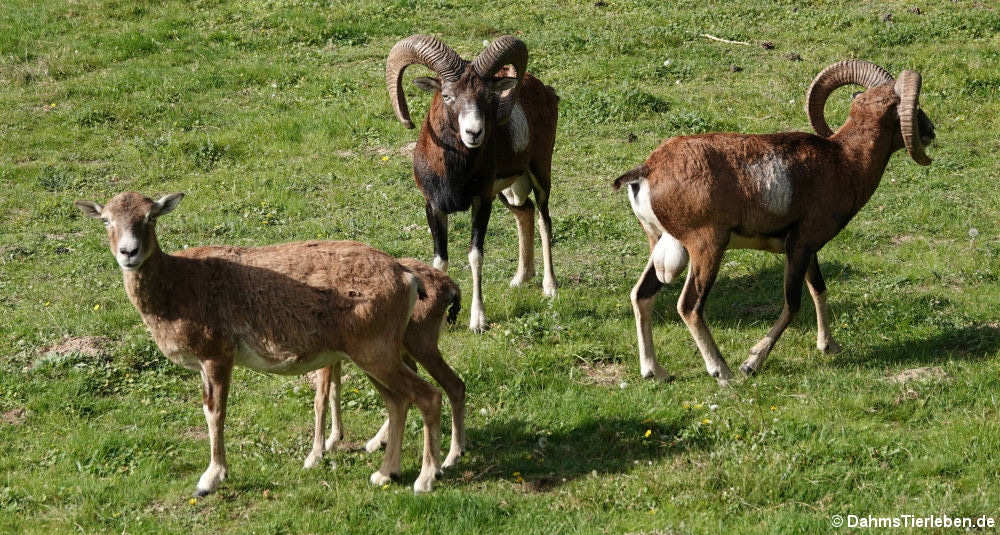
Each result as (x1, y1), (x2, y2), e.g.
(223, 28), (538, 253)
(101, 218), (111, 226)
(442, 94), (454, 104)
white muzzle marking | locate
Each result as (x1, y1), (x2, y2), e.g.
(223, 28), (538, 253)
(459, 108), (485, 148)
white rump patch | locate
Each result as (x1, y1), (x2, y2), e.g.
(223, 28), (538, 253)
(626, 178), (667, 235)
(746, 153), (793, 215)
(506, 103), (529, 153)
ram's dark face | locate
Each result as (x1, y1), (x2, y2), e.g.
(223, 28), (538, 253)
(916, 109), (935, 146)
(414, 71), (517, 149)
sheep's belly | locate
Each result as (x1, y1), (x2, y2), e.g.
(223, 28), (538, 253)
(235, 341), (348, 376)
(728, 234), (785, 253)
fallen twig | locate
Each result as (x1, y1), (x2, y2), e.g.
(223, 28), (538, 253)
(701, 33), (751, 46)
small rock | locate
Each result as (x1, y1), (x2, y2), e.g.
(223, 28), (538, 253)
(729, 64), (742, 73)
(882, 12), (893, 22)
(784, 52), (802, 62)
(760, 41), (775, 50)
(619, 381), (628, 389)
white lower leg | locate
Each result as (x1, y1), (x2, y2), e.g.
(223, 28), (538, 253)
(510, 206), (535, 286)
(442, 402), (465, 468)
(325, 361), (343, 450)
(196, 403), (228, 496)
(370, 401), (405, 486)
(809, 289), (841, 354)
(537, 212), (556, 297)
(432, 256), (448, 272)
(365, 418), (390, 453)
(468, 248), (487, 332)
(631, 261), (668, 379)
(678, 272), (731, 386)
(304, 382), (327, 469)
(413, 403), (442, 493)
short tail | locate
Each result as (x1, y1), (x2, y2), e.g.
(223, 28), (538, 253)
(612, 164), (649, 191)
(446, 286), (461, 325)
(403, 268), (428, 300)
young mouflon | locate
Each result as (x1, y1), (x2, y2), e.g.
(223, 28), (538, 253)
(76, 191), (446, 494)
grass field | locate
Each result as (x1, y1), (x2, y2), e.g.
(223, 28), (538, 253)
(2, 0), (999, 532)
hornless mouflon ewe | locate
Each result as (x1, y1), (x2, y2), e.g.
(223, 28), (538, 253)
(305, 258), (466, 471)
(613, 60), (935, 386)
(386, 34), (559, 332)
(76, 192), (446, 494)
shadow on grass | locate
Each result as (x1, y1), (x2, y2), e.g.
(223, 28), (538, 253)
(433, 416), (704, 492)
(834, 323), (1000, 369)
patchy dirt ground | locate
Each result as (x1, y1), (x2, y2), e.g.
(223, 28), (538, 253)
(39, 336), (110, 358)
(2, 408), (27, 425)
(889, 366), (948, 384)
(575, 361), (627, 388)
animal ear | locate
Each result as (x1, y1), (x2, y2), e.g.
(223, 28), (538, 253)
(413, 77), (441, 93)
(150, 193), (185, 218)
(74, 200), (104, 219)
(490, 77), (518, 95)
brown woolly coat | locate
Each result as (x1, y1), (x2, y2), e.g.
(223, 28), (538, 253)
(124, 240), (414, 374)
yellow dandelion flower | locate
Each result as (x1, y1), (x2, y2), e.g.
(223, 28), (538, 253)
(644, 429), (652, 438)
(44, 301), (51, 306)
(188, 498), (197, 505)
(512, 471), (521, 477)
(682, 402), (690, 409)
(381, 156), (389, 161)
(93, 304), (100, 311)
(694, 403), (704, 409)
(770, 405), (777, 411)
(701, 418), (711, 425)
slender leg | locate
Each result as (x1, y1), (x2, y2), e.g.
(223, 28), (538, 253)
(425, 201), (449, 272)
(536, 197), (557, 297)
(367, 365), (442, 493)
(741, 246), (813, 375)
(364, 356), (421, 455)
(195, 359), (232, 496)
(405, 343), (466, 468)
(325, 360), (344, 448)
(676, 242), (732, 386)
(304, 366), (331, 469)
(468, 196), (492, 332)
(631, 257), (669, 379)
(367, 380), (406, 487)
(805, 254), (841, 354)
(501, 196), (536, 287)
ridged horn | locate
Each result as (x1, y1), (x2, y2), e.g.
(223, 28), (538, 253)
(805, 60), (894, 137)
(471, 36), (527, 125)
(386, 34), (467, 129)
(895, 70), (931, 165)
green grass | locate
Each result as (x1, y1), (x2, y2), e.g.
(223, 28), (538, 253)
(2, 0), (999, 533)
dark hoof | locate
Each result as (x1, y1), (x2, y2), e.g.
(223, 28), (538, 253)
(739, 364), (756, 376)
(390, 472), (402, 483)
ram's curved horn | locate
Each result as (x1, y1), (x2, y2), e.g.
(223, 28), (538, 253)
(805, 60), (894, 137)
(895, 70), (932, 165)
(471, 36), (527, 125)
(386, 35), (467, 128)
